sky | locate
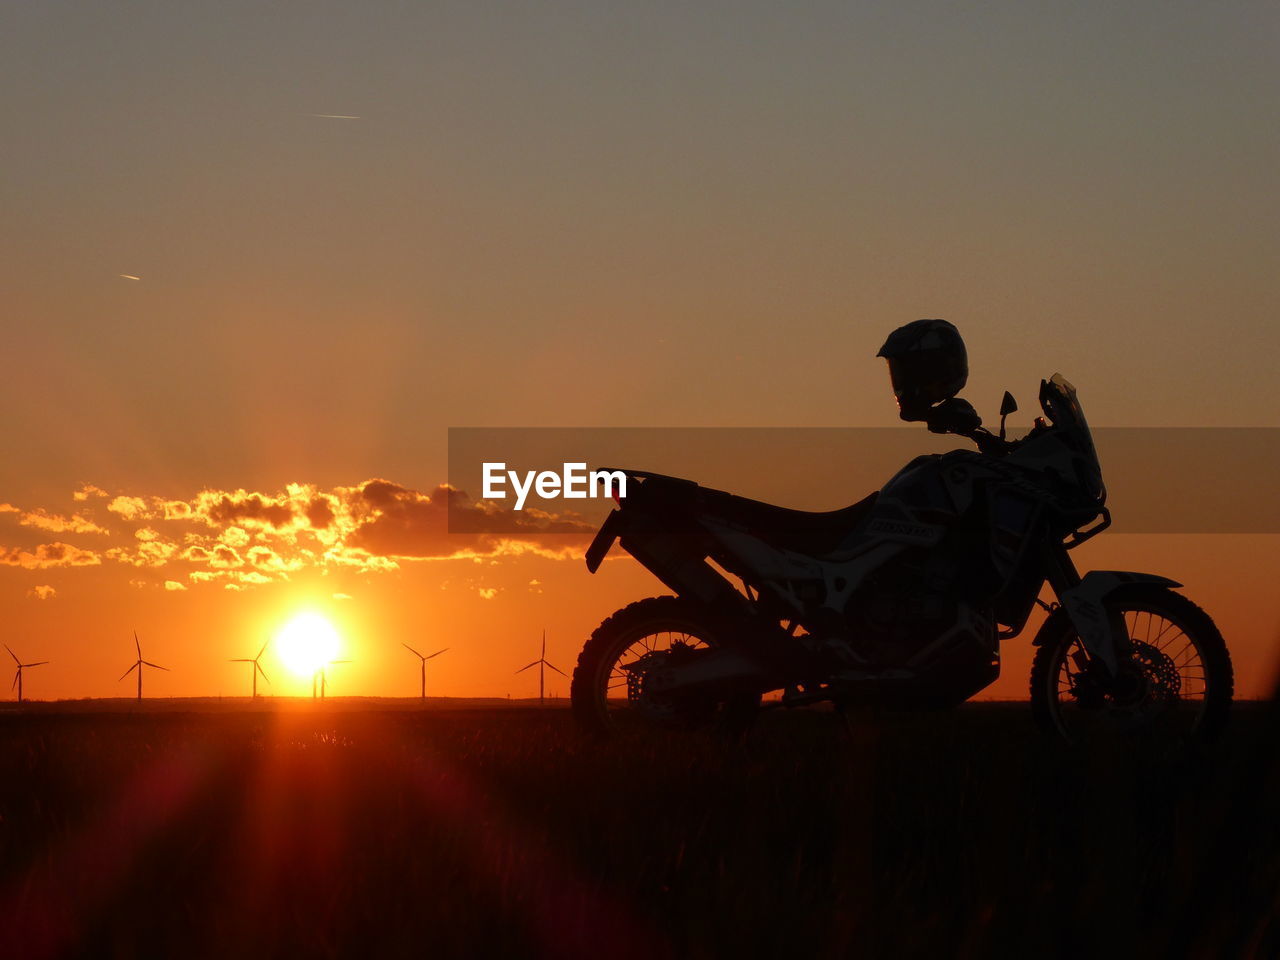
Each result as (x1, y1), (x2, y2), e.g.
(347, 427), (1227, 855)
(2, 0), (1277, 699)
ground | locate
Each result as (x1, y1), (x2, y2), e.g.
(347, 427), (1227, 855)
(1, 701), (1277, 958)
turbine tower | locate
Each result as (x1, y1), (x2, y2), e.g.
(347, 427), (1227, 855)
(314, 659), (351, 699)
(230, 641), (270, 697)
(515, 630), (565, 701)
(402, 644), (448, 699)
(6, 645), (48, 703)
(120, 631), (168, 701)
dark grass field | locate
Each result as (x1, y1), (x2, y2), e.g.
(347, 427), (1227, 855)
(1, 701), (1277, 959)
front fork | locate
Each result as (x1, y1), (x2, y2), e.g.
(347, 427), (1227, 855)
(1041, 545), (1182, 680)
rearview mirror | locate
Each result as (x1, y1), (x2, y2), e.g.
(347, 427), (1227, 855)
(998, 391), (1017, 441)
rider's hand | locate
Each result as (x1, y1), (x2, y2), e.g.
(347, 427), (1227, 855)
(925, 398), (982, 435)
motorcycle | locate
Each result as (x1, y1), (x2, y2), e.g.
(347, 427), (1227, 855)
(570, 375), (1233, 743)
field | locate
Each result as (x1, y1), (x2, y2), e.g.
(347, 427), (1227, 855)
(1, 701), (1277, 959)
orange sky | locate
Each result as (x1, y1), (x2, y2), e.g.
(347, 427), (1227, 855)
(2, 1), (1277, 699)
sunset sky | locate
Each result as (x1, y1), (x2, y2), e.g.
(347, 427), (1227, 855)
(3, 1), (1277, 699)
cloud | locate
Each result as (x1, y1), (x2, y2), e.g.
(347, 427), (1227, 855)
(108, 496), (150, 520)
(0, 502), (107, 535)
(209, 546), (244, 569)
(0, 477), (592, 592)
(344, 481), (591, 561)
(478, 587), (497, 600)
(17, 509), (108, 535)
(161, 500), (193, 520)
(0, 542), (102, 569)
(105, 536), (178, 568)
(307, 496), (336, 529)
(164, 580), (187, 591)
(28, 585), (56, 600)
(245, 545), (303, 573)
(200, 492), (294, 529)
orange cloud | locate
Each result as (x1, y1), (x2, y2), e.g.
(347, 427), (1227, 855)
(199, 491), (295, 529)
(0, 542), (102, 569)
(107, 496), (150, 520)
(0, 478), (591, 591)
(28, 585), (57, 600)
(0, 502), (107, 535)
(105, 536), (179, 568)
(17, 509), (109, 535)
(344, 481), (591, 561)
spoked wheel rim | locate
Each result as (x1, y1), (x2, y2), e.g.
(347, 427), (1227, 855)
(1049, 603), (1210, 743)
(594, 620), (716, 731)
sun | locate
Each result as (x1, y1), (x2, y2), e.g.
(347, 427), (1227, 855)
(275, 612), (341, 677)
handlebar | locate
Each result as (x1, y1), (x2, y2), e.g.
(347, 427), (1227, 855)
(963, 427), (1014, 457)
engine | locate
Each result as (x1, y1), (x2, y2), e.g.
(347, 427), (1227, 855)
(844, 561), (961, 666)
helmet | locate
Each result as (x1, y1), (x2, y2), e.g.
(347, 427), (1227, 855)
(877, 319), (968, 422)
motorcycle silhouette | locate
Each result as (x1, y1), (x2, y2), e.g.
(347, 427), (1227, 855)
(570, 376), (1233, 743)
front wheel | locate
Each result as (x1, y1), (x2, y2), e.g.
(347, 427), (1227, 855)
(571, 596), (761, 738)
(1030, 585), (1233, 744)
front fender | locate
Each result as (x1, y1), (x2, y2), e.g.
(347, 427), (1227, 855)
(1039, 571), (1182, 676)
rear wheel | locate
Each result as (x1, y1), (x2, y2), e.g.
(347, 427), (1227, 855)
(571, 596), (761, 738)
(1030, 585), (1233, 744)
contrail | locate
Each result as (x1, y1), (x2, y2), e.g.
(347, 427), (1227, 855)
(118, 275), (141, 281)
(306, 114), (361, 120)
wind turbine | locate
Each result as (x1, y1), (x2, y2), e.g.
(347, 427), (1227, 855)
(314, 659), (351, 699)
(6, 645), (48, 703)
(120, 631), (167, 700)
(515, 630), (565, 701)
(230, 640), (270, 697)
(402, 644), (448, 699)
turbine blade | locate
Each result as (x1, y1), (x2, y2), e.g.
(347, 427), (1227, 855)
(257, 640), (269, 659)
(541, 629), (546, 658)
(426, 648), (448, 660)
(330, 659), (351, 664)
(403, 643), (423, 658)
(120, 662), (139, 681)
(256, 663), (270, 683)
(134, 631), (141, 657)
(546, 662), (568, 678)
(230, 658), (252, 662)
(26, 661), (48, 667)
(10, 670), (17, 691)
(142, 661), (169, 671)
(515, 661), (539, 673)
(5, 645), (18, 665)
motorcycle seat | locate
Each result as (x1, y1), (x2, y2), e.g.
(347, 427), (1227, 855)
(700, 489), (879, 557)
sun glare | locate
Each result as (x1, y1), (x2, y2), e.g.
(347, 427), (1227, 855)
(275, 612), (341, 677)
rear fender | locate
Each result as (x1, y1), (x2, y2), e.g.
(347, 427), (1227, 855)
(585, 509), (625, 574)
(1042, 571), (1182, 676)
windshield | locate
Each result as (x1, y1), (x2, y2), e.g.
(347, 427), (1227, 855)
(1039, 373), (1104, 501)
(1041, 374), (1088, 430)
